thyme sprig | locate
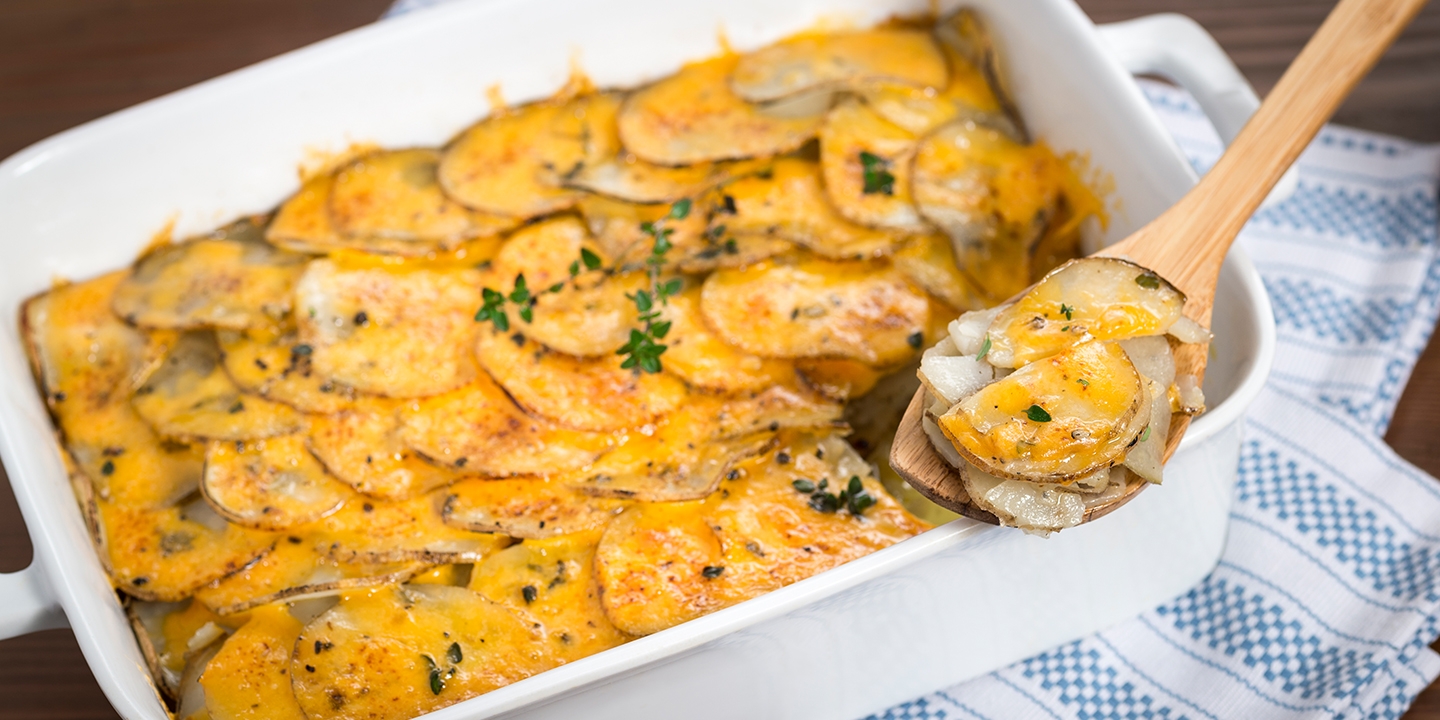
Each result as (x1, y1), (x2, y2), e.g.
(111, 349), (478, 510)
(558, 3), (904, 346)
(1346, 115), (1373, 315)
(617, 199), (690, 374)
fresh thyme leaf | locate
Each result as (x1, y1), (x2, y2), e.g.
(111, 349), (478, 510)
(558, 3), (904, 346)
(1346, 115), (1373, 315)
(859, 151), (896, 195)
(1060, 303), (1073, 320)
(701, 565), (724, 579)
(422, 655), (444, 695)
(569, 260), (580, 277)
(519, 305), (533, 323)
(650, 320), (672, 339)
(660, 278), (683, 298)
(581, 248), (603, 270)
(792, 479), (816, 493)
(447, 642), (463, 664)
(669, 198), (692, 220)
(508, 274), (531, 306)
(1135, 273), (1161, 289)
(633, 290), (654, 312)
(292, 344), (313, 356)
(976, 335), (992, 361)
(1025, 405), (1052, 423)
(548, 282), (566, 293)
(1077, 378), (1090, 387)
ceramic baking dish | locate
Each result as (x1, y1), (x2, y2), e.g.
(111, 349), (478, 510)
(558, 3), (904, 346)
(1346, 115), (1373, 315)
(0, 1), (1281, 717)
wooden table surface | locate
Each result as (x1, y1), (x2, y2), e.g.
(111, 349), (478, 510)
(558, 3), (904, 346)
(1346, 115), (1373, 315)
(0, 0), (1437, 717)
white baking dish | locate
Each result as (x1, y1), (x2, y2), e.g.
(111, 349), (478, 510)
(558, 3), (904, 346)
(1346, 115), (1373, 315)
(0, 1), (1279, 718)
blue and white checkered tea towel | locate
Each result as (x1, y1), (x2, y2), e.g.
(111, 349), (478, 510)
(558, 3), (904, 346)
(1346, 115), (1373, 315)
(380, 1), (1440, 711)
(873, 80), (1440, 720)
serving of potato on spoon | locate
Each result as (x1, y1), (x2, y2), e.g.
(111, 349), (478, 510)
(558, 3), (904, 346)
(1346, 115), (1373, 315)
(891, 0), (1430, 534)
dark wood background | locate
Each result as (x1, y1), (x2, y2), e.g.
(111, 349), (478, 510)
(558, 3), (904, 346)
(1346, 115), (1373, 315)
(0, 0), (1437, 717)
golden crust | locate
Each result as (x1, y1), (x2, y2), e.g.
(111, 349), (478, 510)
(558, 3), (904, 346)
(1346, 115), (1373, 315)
(132, 331), (305, 441)
(193, 536), (423, 615)
(216, 324), (358, 414)
(819, 98), (928, 232)
(717, 158), (904, 259)
(443, 478), (624, 539)
(201, 435), (351, 531)
(306, 399), (464, 500)
(730, 29), (948, 102)
(196, 605), (308, 720)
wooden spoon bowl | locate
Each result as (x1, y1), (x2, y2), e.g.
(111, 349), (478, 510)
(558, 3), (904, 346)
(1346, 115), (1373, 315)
(891, 0), (1428, 525)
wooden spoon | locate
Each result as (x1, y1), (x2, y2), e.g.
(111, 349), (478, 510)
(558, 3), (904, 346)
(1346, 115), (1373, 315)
(891, 0), (1430, 525)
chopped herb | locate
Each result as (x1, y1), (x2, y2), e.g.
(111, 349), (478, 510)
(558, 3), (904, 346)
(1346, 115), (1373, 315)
(669, 198), (692, 219)
(776, 451), (791, 465)
(521, 585), (538, 604)
(1077, 378), (1090, 387)
(723, 239), (738, 254)
(809, 492), (841, 513)
(845, 476), (876, 515)
(474, 287), (509, 331)
(292, 344), (313, 356)
(616, 199), (690, 374)
(702, 565), (725, 579)
(792, 479), (816, 493)
(859, 151), (896, 195)
(1135, 273), (1161, 290)
(720, 195), (738, 214)
(1061, 326), (1071, 332)
(976, 335), (992, 361)
(1140, 426), (1152, 443)
(228, 401), (245, 414)
(1059, 303), (1074, 321)
(907, 331), (924, 349)
(101, 460), (115, 476)
(423, 655), (445, 695)
(1025, 405), (1052, 422)
(580, 247), (603, 271)
(447, 642), (463, 664)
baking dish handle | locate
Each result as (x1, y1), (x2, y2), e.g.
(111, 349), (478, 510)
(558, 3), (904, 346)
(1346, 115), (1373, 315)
(0, 561), (66, 640)
(1097, 13), (1298, 207)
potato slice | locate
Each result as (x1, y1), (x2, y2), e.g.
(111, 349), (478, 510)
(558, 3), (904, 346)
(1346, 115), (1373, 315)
(712, 383), (846, 438)
(960, 460), (1084, 534)
(328, 148), (517, 253)
(700, 257), (930, 365)
(912, 119), (1066, 303)
(194, 536), (422, 615)
(892, 233), (988, 312)
(935, 8), (1026, 140)
(730, 29), (947, 102)
(618, 55), (823, 165)
(819, 98), (927, 232)
(201, 435), (350, 531)
(718, 159), (902, 259)
(937, 340), (1148, 482)
(217, 324), (357, 414)
(658, 285), (795, 392)
(23, 274), (201, 508)
(99, 497), (275, 601)
(198, 605), (307, 720)
(291, 585), (550, 720)
(127, 599), (219, 698)
(562, 154), (766, 205)
(400, 376), (613, 477)
(133, 331), (305, 441)
(525, 271), (649, 358)
(475, 326), (688, 433)
(596, 432), (925, 636)
(562, 398), (777, 502)
(470, 529), (633, 663)
(114, 220), (308, 330)
(439, 93), (620, 219)
(796, 358), (885, 400)
(266, 174), (344, 254)
(674, 232), (795, 274)
(311, 491), (508, 564)
(295, 259), (481, 397)
(577, 195), (709, 268)
(984, 257), (1187, 368)
(444, 478), (623, 539)
(307, 400), (464, 500)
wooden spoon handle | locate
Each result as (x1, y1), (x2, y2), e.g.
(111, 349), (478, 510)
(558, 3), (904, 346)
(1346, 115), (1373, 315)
(1106, 0), (1429, 313)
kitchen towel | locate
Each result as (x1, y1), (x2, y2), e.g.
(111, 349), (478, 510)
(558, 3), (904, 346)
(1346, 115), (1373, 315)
(872, 79), (1440, 720)
(380, 0), (1440, 713)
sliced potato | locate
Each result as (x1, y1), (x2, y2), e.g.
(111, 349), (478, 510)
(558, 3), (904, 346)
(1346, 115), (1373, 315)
(127, 599), (219, 698)
(114, 222), (308, 330)
(618, 55), (823, 165)
(700, 257), (930, 365)
(892, 233), (988, 312)
(718, 158), (902, 259)
(524, 271), (649, 358)
(329, 148), (517, 254)
(310, 491), (508, 564)
(133, 331), (305, 441)
(217, 324), (357, 414)
(796, 358), (885, 400)
(193, 536), (422, 615)
(577, 194), (709, 268)
(400, 376), (613, 477)
(266, 174), (344, 254)
(819, 97), (928, 232)
(658, 285), (795, 392)
(471, 529), (633, 663)
(439, 93), (620, 219)
(935, 8), (1026, 140)
(23, 274), (202, 508)
(98, 497), (275, 601)
(960, 460), (1084, 534)
(596, 432), (926, 636)
(674, 232), (795, 274)
(475, 326), (688, 433)
(201, 435), (350, 531)
(562, 398), (776, 502)
(937, 340), (1148, 482)
(913, 119), (1074, 303)
(295, 259), (482, 397)
(307, 400), (464, 500)
(444, 478), (623, 539)
(489, 215), (610, 289)
(712, 383), (846, 438)
(563, 154), (765, 205)
(197, 605), (307, 720)
(984, 257), (1186, 368)
(291, 585), (550, 720)
(731, 29), (947, 102)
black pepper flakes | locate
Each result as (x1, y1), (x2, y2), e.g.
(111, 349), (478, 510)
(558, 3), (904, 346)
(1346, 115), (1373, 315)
(702, 566), (725, 579)
(354, 311), (369, 326)
(907, 331), (924, 349)
(101, 460), (115, 476)
(775, 451), (791, 465)
(522, 585), (538, 604)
